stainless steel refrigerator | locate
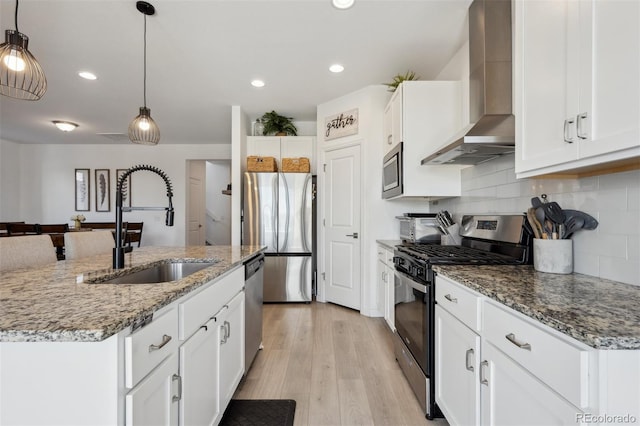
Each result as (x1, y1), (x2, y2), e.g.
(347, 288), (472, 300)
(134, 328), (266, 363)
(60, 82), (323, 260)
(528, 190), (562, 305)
(242, 172), (313, 302)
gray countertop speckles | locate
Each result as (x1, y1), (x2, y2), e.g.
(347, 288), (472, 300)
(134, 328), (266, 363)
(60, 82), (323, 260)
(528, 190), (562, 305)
(0, 246), (264, 343)
(433, 265), (640, 350)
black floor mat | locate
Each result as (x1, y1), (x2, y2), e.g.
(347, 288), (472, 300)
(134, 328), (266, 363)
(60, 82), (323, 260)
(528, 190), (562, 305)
(220, 399), (296, 426)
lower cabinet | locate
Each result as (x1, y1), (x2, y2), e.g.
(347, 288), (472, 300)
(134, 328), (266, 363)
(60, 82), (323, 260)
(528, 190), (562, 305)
(126, 353), (180, 426)
(480, 342), (582, 425)
(218, 291), (245, 411)
(179, 318), (220, 426)
(376, 244), (395, 330)
(435, 275), (589, 426)
(435, 306), (480, 426)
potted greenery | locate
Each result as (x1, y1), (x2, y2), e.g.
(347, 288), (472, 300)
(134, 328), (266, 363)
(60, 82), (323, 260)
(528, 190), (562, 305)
(260, 110), (298, 136)
(384, 70), (420, 92)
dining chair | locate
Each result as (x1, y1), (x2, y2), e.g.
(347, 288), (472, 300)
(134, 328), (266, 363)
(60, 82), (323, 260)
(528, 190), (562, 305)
(39, 224), (70, 234)
(125, 222), (144, 247)
(0, 235), (58, 272)
(6, 223), (40, 236)
(64, 230), (115, 260)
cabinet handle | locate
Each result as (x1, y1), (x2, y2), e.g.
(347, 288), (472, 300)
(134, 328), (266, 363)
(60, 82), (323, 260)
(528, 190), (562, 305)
(382, 271), (387, 283)
(444, 294), (458, 303)
(505, 333), (532, 351)
(576, 112), (588, 139)
(465, 348), (475, 372)
(480, 360), (489, 385)
(225, 320), (231, 340)
(148, 334), (172, 352)
(171, 374), (182, 402)
(346, 232), (358, 239)
(387, 135), (392, 145)
(220, 324), (228, 344)
(564, 118), (575, 143)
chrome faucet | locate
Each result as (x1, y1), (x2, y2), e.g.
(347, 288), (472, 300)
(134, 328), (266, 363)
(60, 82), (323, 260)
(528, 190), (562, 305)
(114, 164), (174, 269)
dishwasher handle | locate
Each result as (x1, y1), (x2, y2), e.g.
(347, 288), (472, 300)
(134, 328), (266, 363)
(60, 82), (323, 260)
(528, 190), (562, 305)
(245, 253), (265, 280)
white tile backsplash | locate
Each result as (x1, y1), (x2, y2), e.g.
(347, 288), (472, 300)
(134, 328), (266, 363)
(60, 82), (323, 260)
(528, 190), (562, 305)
(431, 154), (640, 286)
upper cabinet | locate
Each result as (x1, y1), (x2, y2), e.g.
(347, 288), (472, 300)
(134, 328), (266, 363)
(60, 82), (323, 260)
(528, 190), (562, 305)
(246, 136), (316, 174)
(382, 81), (465, 199)
(515, 0), (640, 178)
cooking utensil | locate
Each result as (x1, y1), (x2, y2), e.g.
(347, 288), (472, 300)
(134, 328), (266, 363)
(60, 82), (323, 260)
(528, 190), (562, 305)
(443, 211), (454, 227)
(563, 209), (599, 230)
(531, 196), (543, 208)
(563, 215), (585, 239)
(534, 207), (552, 237)
(526, 208), (541, 239)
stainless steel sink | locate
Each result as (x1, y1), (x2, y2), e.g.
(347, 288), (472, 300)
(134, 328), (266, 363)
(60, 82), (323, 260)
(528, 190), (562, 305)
(91, 261), (218, 284)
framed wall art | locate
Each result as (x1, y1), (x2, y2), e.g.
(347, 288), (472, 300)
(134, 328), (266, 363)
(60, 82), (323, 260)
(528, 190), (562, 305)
(74, 168), (90, 211)
(95, 169), (110, 212)
(116, 169), (132, 208)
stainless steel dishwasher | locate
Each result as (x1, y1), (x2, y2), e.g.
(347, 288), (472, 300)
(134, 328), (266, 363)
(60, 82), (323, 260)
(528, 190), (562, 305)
(244, 252), (264, 372)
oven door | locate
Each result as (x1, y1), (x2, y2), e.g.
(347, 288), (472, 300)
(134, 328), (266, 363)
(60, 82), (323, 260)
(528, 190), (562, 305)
(382, 142), (403, 199)
(393, 269), (430, 375)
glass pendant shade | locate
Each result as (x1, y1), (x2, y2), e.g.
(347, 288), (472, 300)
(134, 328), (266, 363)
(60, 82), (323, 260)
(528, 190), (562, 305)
(0, 29), (46, 100)
(129, 107), (160, 145)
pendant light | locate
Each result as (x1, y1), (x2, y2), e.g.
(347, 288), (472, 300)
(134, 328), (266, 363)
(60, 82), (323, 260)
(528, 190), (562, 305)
(0, 0), (47, 100)
(128, 1), (160, 145)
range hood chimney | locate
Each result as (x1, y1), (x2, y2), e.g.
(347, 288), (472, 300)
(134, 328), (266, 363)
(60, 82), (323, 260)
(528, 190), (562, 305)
(422, 0), (514, 166)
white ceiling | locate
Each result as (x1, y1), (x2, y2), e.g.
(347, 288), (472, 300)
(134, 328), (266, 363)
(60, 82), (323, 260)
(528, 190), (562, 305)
(0, 0), (471, 145)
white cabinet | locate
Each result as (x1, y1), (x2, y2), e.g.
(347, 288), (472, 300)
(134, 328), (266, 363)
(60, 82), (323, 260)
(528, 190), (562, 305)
(246, 136), (316, 173)
(178, 266), (244, 426)
(435, 276), (483, 426)
(435, 306), (480, 426)
(126, 353), (180, 426)
(515, 0), (640, 178)
(480, 342), (582, 425)
(217, 290), (245, 411)
(435, 276), (589, 425)
(376, 244), (395, 329)
(179, 318), (220, 426)
(381, 81), (464, 199)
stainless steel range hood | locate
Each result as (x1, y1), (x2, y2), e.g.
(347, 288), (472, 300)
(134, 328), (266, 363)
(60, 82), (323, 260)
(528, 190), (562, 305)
(422, 0), (514, 166)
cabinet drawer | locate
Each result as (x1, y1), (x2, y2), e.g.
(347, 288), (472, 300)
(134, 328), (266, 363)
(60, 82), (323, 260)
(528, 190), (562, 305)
(125, 306), (179, 389)
(435, 276), (482, 332)
(483, 301), (590, 408)
(179, 266), (244, 340)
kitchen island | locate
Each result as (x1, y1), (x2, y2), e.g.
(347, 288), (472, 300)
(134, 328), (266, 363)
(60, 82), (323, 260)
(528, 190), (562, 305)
(0, 245), (264, 425)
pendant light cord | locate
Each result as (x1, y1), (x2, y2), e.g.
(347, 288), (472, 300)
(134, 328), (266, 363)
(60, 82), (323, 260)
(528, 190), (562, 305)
(14, 0), (20, 32)
(143, 13), (147, 108)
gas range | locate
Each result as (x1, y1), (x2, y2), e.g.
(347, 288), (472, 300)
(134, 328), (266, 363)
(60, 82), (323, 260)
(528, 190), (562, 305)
(394, 214), (533, 284)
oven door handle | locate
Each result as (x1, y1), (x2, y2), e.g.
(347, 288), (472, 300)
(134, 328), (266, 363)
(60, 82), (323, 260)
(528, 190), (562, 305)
(394, 270), (428, 294)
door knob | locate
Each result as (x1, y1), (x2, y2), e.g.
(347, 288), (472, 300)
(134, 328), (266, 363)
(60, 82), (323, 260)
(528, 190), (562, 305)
(346, 232), (359, 239)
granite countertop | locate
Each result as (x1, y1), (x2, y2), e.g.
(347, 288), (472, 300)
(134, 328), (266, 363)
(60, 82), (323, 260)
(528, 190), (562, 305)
(376, 240), (403, 251)
(0, 245), (264, 343)
(433, 265), (640, 350)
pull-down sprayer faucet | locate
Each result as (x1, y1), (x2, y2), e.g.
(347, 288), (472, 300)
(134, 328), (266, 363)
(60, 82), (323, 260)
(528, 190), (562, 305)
(113, 164), (174, 269)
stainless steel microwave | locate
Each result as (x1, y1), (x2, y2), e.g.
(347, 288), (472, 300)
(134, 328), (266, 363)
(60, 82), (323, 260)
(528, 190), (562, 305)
(382, 142), (403, 199)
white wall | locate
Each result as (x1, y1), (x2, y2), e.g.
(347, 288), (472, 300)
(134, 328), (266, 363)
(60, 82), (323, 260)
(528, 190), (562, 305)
(0, 140), (231, 246)
(205, 161), (231, 245)
(316, 85), (434, 317)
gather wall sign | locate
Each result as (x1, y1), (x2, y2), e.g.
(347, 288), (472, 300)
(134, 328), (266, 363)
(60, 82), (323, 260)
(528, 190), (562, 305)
(324, 108), (359, 141)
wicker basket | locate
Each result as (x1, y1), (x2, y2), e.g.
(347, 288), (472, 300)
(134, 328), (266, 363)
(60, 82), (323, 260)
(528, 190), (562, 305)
(247, 156), (278, 172)
(281, 157), (310, 173)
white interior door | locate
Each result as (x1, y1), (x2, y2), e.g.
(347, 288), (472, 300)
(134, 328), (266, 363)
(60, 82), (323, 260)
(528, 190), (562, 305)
(187, 161), (206, 246)
(323, 144), (361, 310)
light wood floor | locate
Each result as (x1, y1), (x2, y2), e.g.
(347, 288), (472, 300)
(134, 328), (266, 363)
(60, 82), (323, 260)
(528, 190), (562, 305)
(234, 302), (448, 426)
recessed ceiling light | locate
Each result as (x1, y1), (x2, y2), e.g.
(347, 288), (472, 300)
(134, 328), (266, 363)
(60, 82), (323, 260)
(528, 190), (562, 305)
(329, 64), (344, 73)
(251, 80), (265, 88)
(78, 71), (97, 80)
(332, 0), (354, 10)
(52, 120), (78, 132)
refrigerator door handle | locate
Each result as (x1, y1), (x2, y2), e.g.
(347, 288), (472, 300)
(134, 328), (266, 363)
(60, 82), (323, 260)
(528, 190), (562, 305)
(300, 174), (311, 252)
(280, 173), (290, 251)
(271, 174), (278, 251)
